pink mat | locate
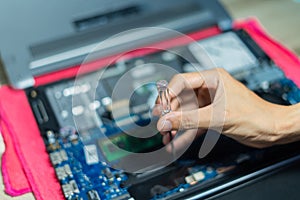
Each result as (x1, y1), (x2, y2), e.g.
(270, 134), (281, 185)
(0, 18), (299, 200)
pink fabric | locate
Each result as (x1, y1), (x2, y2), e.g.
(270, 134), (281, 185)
(0, 87), (64, 199)
(0, 18), (299, 200)
(0, 116), (31, 196)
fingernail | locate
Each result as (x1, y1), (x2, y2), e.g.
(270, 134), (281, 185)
(158, 119), (172, 131)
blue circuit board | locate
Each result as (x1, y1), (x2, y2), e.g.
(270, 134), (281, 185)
(44, 77), (300, 200)
(47, 128), (226, 200)
(47, 130), (133, 200)
(280, 79), (300, 104)
(47, 127), (227, 200)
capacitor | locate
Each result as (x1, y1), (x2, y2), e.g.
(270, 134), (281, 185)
(156, 80), (171, 115)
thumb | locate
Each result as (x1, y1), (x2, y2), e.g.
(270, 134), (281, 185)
(157, 106), (212, 131)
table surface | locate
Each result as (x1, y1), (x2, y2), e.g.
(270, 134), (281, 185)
(0, 0), (300, 199)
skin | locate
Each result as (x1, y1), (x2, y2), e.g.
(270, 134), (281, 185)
(156, 68), (300, 149)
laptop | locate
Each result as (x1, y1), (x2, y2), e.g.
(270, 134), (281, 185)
(1, 0), (300, 199)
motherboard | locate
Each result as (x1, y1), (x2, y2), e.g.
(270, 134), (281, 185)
(27, 29), (300, 200)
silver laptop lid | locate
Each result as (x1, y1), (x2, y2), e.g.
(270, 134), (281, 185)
(0, 0), (231, 89)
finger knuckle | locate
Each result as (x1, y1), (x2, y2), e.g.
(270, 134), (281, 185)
(173, 74), (183, 81)
(180, 113), (196, 129)
(216, 68), (228, 75)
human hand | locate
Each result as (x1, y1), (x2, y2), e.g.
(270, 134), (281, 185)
(156, 68), (300, 149)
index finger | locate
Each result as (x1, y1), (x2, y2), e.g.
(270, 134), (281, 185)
(167, 72), (204, 99)
(168, 70), (221, 99)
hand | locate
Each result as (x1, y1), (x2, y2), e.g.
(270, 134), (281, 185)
(156, 68), (300, 149)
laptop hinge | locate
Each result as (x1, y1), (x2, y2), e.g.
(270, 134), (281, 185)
(217, 19), (233, 32)
(0, 56), (35, 89)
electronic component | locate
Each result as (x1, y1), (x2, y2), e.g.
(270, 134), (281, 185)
(184, 166), (217, 186)
(46, 130), (60, 151)
(103, 168), (114, 180)
(87, 190), (101, 200)
(62, 180), (80, 198)
(98, 133), (163, 163)
(185, 171), (205, 184)
(156, 80), (171, 115)
(55, 164), (73, 180)
(50, 150), (68, 165)
(84, 144), (99, 165)
(188, 32), (258, 74)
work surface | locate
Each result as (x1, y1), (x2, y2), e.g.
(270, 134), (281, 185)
(0, 0), (300, 199)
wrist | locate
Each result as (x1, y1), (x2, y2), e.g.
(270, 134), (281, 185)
(274, 103), (300, 144)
